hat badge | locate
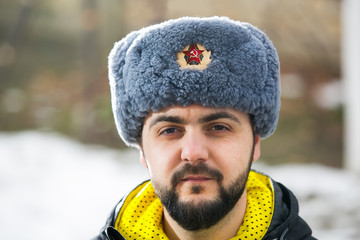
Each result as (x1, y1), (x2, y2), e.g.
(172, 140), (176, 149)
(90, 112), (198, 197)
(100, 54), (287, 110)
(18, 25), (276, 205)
(177, 43), (211, 70)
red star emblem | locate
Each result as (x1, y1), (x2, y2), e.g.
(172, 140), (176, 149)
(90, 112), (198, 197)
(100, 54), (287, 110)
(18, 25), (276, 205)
(182, 44), (204, 65)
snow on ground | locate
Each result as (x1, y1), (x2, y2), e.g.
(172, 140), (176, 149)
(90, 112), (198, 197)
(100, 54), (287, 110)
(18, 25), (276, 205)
(0, 131), (359, 240)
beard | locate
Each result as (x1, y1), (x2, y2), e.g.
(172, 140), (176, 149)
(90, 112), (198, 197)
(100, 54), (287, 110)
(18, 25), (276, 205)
(153, 158), (253, 231)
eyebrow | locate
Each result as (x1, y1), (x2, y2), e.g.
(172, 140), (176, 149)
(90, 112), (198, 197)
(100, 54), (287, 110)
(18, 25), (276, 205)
(198, 112), (241, 124)
(149, 115), (186, 129)
(148, 111), (241, 129)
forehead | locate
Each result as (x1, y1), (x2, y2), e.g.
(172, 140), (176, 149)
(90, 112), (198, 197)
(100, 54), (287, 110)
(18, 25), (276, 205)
(144, 105), (249, 125)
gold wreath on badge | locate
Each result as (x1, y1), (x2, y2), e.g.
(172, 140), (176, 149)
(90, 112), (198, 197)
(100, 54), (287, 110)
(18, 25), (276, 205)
(177, 43), (211, 70)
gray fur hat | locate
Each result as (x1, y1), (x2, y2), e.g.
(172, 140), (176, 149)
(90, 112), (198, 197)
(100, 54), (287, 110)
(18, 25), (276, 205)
(108, 16), (280, 147)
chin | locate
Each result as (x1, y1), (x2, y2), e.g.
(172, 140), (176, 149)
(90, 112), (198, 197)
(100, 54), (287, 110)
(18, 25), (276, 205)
(179, 193), (220, 205)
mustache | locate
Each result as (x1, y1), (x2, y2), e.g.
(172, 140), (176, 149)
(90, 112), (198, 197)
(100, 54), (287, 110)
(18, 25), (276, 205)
(171, 163), (224, 189)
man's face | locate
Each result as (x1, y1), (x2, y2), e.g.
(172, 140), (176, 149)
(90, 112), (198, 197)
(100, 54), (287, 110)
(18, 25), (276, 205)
(140, 105), (261, 230)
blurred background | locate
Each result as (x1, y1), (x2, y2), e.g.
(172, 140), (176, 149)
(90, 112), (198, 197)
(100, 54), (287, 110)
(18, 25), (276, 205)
(2, 0), (360, 239)
(0, 0), (342, 166)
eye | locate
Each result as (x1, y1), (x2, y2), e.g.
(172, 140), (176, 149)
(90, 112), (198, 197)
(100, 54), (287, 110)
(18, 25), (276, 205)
(210, 124), (231, 132)
(159, 127), (178, 135)
(212, 125), (227, 131)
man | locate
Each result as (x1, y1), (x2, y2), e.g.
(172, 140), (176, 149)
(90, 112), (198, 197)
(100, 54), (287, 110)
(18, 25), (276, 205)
(95, 16), (315, 240)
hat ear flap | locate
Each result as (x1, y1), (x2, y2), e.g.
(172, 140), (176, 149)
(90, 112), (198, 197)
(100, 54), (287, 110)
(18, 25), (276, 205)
(242, 23), (279, 85)
(242, 23), (281, 137)
(108, 31), (140, 89)
(108, 31), (141, 145)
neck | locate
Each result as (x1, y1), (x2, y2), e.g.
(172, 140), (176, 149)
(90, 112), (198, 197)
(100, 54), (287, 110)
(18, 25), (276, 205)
(163, 189), (247, 240)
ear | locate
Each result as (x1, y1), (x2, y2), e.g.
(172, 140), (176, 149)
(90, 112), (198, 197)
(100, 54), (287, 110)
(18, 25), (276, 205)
(138, 144), (148, 168)
(252, 134), (261, 162)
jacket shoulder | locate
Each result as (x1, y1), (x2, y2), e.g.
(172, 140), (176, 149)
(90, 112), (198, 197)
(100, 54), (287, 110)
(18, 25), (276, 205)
(264, 178), (317, 240)
(92, 180), (151, 240)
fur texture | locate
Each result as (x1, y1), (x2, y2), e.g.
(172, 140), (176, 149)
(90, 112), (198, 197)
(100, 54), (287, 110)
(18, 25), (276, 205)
(108, 16), (280, 147)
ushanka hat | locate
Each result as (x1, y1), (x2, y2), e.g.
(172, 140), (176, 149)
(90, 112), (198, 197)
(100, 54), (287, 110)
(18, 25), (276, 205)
(108, 16), (280, 146)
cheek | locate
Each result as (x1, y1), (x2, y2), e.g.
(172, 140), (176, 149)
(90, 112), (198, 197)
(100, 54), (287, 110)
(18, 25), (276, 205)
(211, 140), (252, 177)
(143, 144), (181, 182)
(215, 139), (252, 159)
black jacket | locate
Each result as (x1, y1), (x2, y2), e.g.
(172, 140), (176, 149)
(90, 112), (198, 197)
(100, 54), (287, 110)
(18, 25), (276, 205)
(93, 179), (316, 240)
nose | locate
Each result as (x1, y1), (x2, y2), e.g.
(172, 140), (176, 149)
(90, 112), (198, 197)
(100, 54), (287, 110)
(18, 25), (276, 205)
(180, 129), (209, 164)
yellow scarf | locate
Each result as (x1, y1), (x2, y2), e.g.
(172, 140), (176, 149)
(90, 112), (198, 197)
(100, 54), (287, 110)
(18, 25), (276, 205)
(115, 170), (274, 240)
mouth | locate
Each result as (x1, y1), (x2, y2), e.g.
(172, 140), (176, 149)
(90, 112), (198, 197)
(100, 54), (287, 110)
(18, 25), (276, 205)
(181, 175), (213, 183)
(170, 163), (224, 189)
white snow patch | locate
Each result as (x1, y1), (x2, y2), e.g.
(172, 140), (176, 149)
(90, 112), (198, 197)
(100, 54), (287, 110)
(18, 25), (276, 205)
(254, 163), (360, 239)
(0, 131), (359, 240)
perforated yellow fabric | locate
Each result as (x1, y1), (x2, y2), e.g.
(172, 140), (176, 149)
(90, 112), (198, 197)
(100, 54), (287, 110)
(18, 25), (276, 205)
(232, 171), (274, 240)
(115, 170), (274, 240)
(116, 182), (167, 239)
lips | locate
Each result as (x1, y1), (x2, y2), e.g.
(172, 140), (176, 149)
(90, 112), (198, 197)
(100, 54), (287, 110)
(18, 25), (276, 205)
(170, 163), (224, 188)
(181, 175), (212, 182)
